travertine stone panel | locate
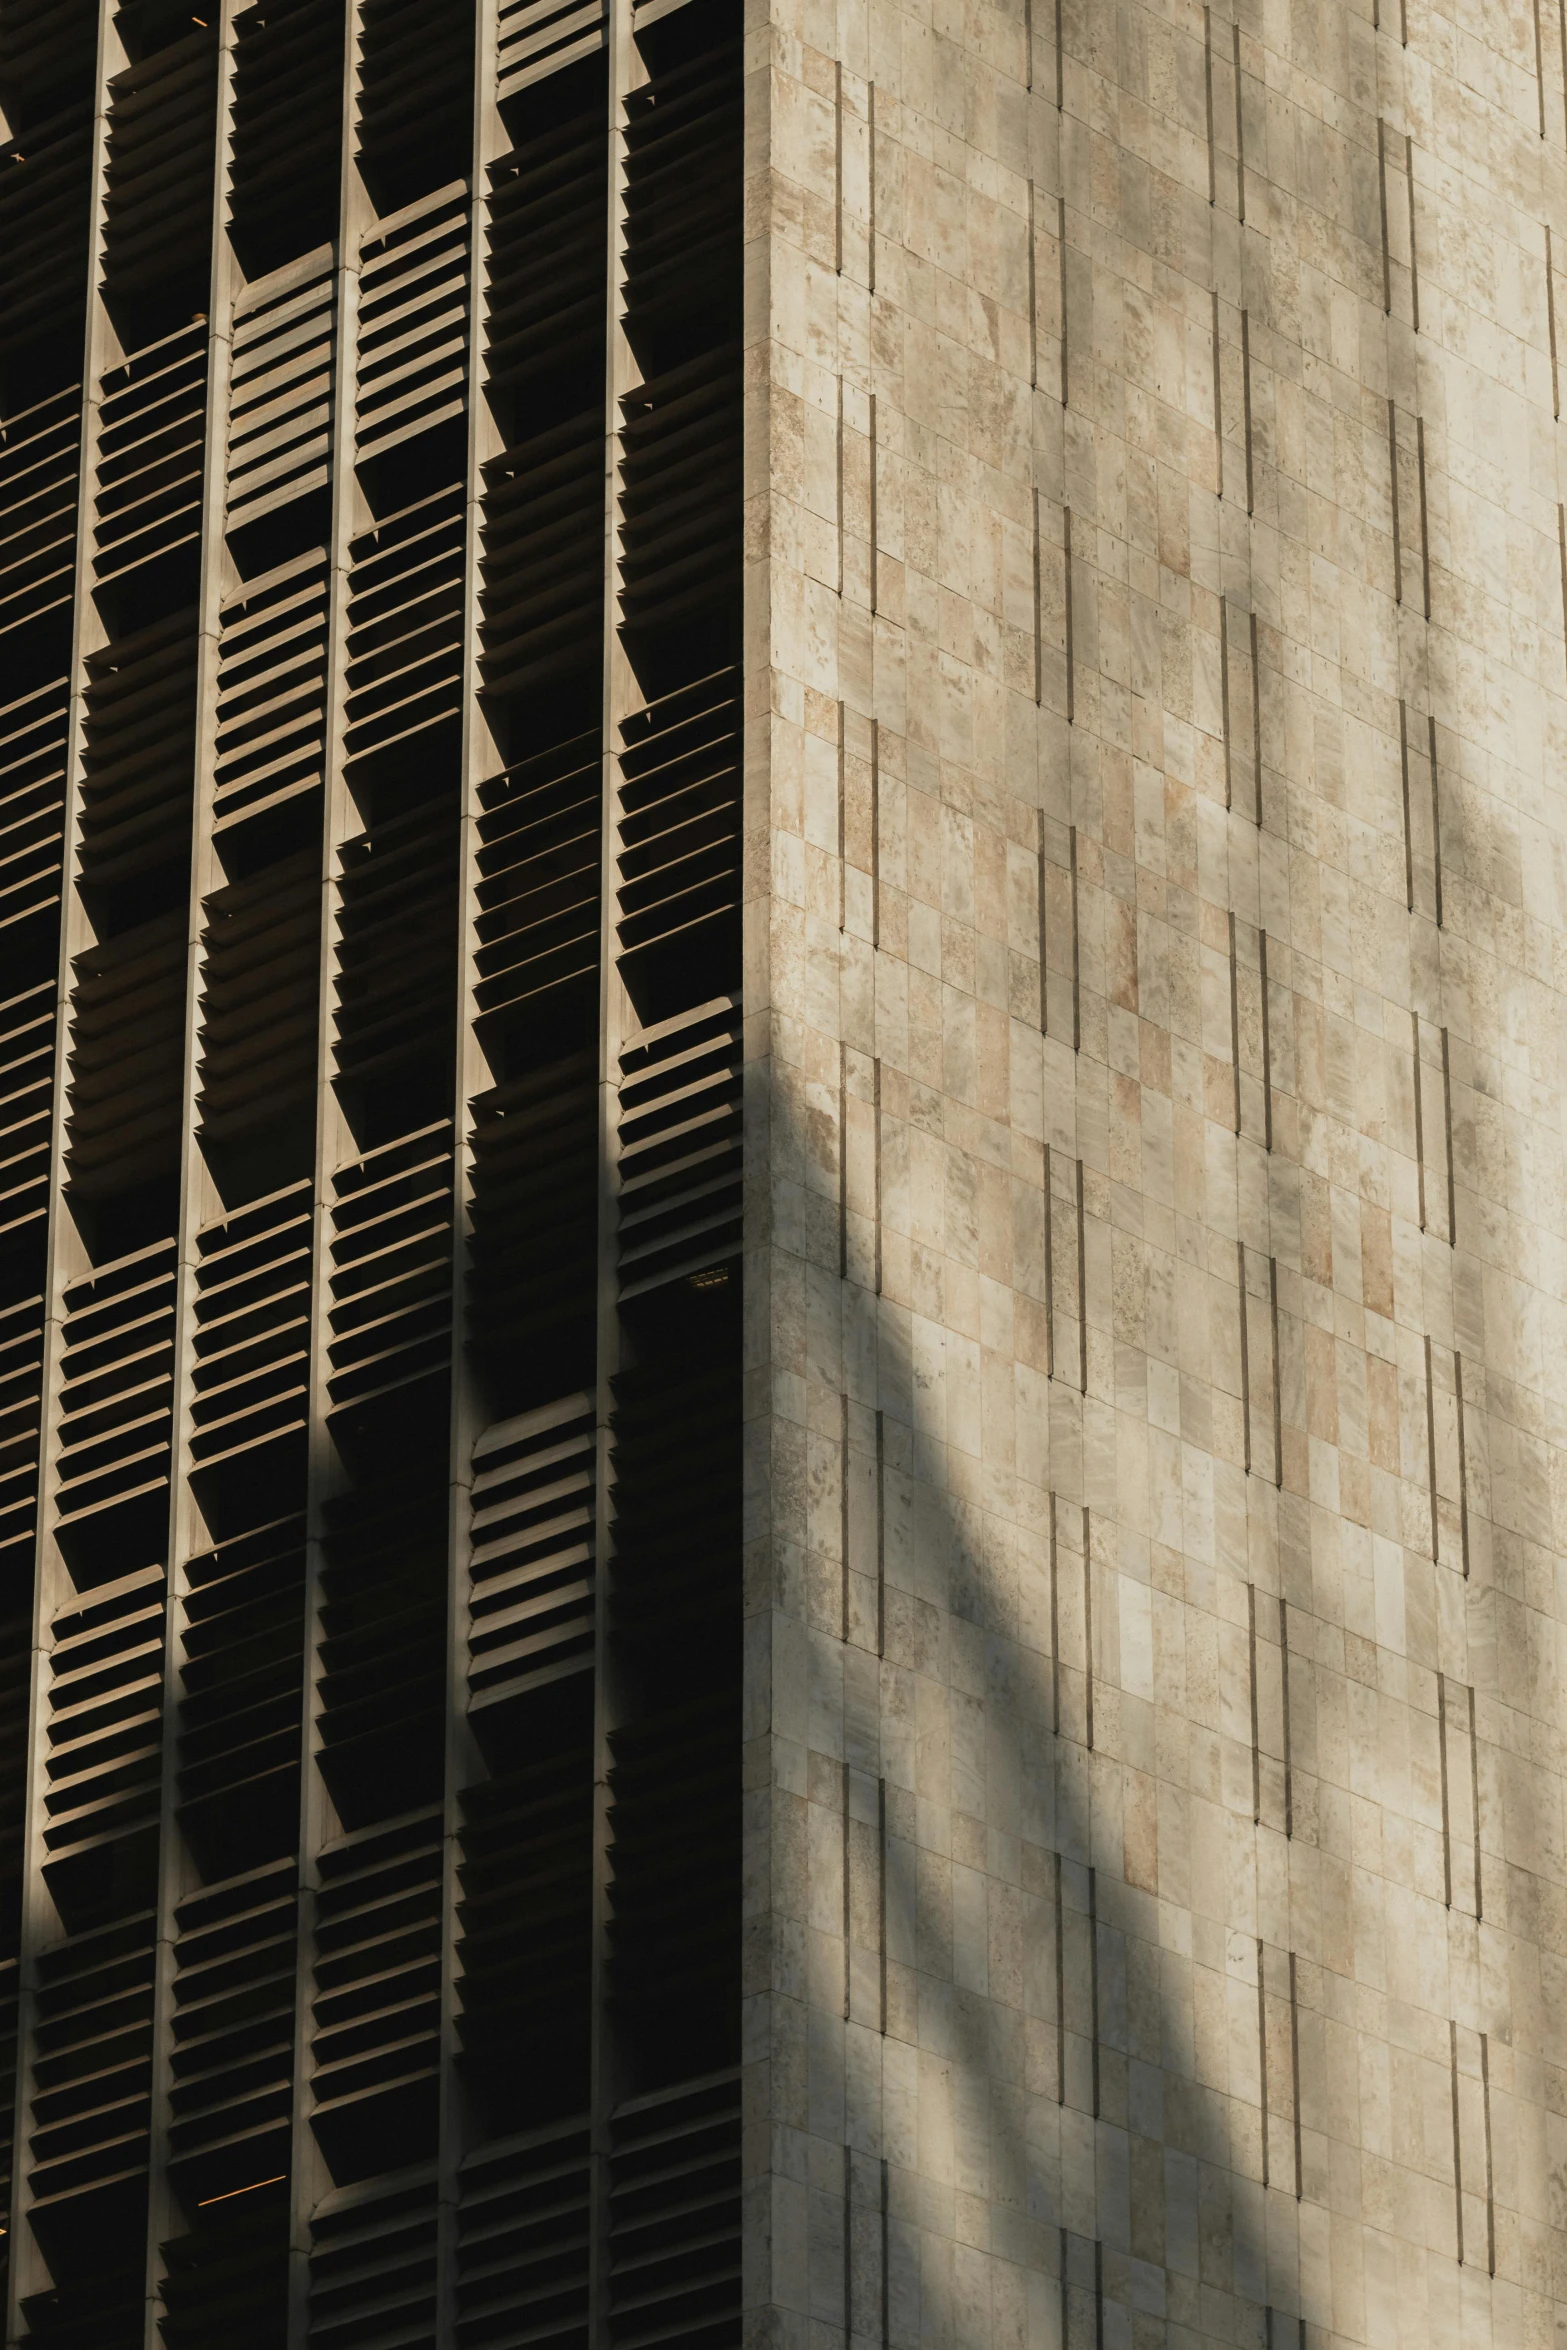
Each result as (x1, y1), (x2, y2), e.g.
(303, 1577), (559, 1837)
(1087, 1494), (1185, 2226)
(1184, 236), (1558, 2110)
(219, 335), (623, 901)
(745, 0), (1567, 2339)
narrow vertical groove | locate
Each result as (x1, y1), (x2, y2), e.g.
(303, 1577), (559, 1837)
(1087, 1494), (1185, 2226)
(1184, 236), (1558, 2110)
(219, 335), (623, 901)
(1232, 20), (1244, 218)
(1249, 608), (1262, 826)
(880, 2157), (890, 2346)
(1044, 1147), (1056, 1378)
(1247, 1581), (1260, 1823)
(836, 376), (845, 598)
(1033, 836), (1047, 1038)
(1469, 1683), (1483, 1916)
(1259, 926), (1273, 1150)
(1064, 505), (1075, 722)
(1441, 1025), (1456, 1242)
(874, 1407), (886, 1657)
(1425, 1333), (1439, 1562)
(1416, 415), (1430, 615)
(1455, 1353), (1470, 1578)
(1075, 1159), (1087, 1393)
(1437, 1670), (1453, 1907)
(843, 2142), (853, 2340)
(1038, 833), (1049, 1032)
(1390, 401), (1402, 604)
(1548, 226), (1559, 414)
(1058, 194), (1069, 405)
(1028, 179), (1038, 388)
(1451, 2018), (1465, 2261)
(1406, 135), (1419, 328)
(1239, 1240), (1253, 1474)
(871, 717), (881, 948)
(1205, 9), (1216, 204)
(838, 701), (847, 927)
(872, 1056), (883, 1297)
(1428, 714), (1444, 926)
(1413, 1011), (1427, 1230)
(1241, 307), (1253, 512)
(867, 82), (876, 295)
(1378, 120), (1391, 315)
(1049, 1489), (1061, 1729)
(1221, 607), (1232, 803)
(1279, 1595), (1293, 1837)
(1480, 2033), (1496, 2274)
(1086, 1863), (1099, 2115)
(1033, 487), (1043, 708)
(834, 59), (843, 275)
(1257, 1938), (1269, 2183)
(1288, 1949), (1302, 2198)
(868, 391), (878, 613)
(1081, 1504), (1093, 1747)
(1212, 289), (1223, 494)
(1399, 700), (1415, 911)
(840, 1389), (850, 1640)
(1055, 0), (1064, 108)
(842, 1762), (852, 2022)
(1537, 0), (1548, 133)
(1268, 1253), (1282, 1489)
(1069, 821), (1080, 1049)
(1053, 1849), (1065, 2100)
(839, 1040), (849, 1281)
(1024, 0), (1034, 90)
(1557, 503), (1566, 656)
(1229, 913), (1242, 1134)
(877, 1774), (887, 2033)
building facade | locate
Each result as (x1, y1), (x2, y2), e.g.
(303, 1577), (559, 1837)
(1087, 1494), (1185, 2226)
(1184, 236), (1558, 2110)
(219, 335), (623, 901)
(0, 0), (1561, 2343)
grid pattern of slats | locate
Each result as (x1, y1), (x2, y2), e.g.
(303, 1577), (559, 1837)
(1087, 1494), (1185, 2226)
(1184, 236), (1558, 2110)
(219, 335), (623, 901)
(191, 1189), (314, 1476)
(499, 0), (607, 95)
(228, 0), (347, 281)
(356, 192), (470, 465)
(214, 552), (331, 832)
(20, 1909), (157, 2343)
(456, 2122), (591, 2345)
(607, 2073), (741, 2350)
(176, 1517), (307, 1879)
(100, 26), (220, 340)
(93, 325), (208, 611)
(467, 1396), (596, 1710)
(0, 3), (97, 424)
(0, 3), (745, 2342)
(165, 1861), (297, 2204)
(0, 685), (69, 1007)
(0, 394), (82, 656)
(341, 488), (466, 802)
(0, 15), (93, 2322)
(226, 268), (336, 537)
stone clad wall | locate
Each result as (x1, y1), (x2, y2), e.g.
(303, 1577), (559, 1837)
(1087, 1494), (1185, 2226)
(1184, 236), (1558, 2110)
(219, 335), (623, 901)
(745, 0), (1567, 2336)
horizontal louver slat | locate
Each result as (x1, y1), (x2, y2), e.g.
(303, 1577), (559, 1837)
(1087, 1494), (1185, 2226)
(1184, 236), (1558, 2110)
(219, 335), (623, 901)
(227, 264), (335, 531)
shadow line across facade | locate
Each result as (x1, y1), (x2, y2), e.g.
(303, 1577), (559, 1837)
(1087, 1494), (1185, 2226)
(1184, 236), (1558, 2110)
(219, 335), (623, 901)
(0, 0), (1557, 2342)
